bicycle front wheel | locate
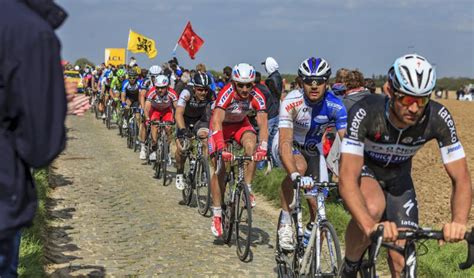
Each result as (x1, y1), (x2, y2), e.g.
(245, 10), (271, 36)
(161, 138), (169, 186)
(310, 220), (342, 277)
(235, 183), (252, 261)
(195, 157), (211, 216)
(181, 156), (193, 205)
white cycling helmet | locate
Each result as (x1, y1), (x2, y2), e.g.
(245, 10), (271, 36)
(149, 65), (163, 76)
(74, 65), (80, 71)
(231, 63), (256, 83)
(388, 54), (436, 97)
(298, 57), (331, 80)
(153, 75), (169, 87)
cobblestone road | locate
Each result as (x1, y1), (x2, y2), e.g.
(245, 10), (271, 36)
(45, 113), (280, 277)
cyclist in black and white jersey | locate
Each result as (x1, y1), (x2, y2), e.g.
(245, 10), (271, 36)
(338, 54), (472, 277)
(174, 72), (214, 190)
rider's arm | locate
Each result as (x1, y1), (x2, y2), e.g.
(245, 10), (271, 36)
(279, 127), (297, 175)
(339, 103), (375, 236)
(211, 108), (225, 132)
(144, 100), (151, 121)
(339, 152), (375, 235)
(175, 90), (190, 130)
(256, 111), (269, 145)
(444, 158), (472, 226)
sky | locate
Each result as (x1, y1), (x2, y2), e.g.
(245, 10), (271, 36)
(56, 0), (474, 78)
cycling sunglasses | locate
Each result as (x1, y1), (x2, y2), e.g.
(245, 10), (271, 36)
(236, 82), (253, 89)
(303, 78), (326, 86)
(195, 87), (207, 92)
(394, 92), (430, 107)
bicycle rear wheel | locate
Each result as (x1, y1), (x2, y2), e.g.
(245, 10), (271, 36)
(132, 119), (139, 152)
(195, 157), (211, 216)
(235, 183), (252, 261)
(310, 220), (342, 277)
(181, 156), (193, 205)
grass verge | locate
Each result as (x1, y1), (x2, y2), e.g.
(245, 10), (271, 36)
(18, 169), (48, 277)
(253, 167), (474, 277)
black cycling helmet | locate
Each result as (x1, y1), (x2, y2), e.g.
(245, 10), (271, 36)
(193, 72), (210, 88)
(127, 69), (138, 79)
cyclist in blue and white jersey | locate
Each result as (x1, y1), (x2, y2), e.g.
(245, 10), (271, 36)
(120, 70), (143, 129)
(274, 57), (347, 251)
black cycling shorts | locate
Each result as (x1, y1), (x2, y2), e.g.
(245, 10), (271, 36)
(184, 116), (209, 137)
(361, 165), (419, 229)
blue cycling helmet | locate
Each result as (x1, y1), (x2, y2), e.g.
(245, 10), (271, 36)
(298, 57), (331, 80)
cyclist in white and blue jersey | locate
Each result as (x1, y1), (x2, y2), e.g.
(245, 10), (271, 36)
(274, 57), (347, 251)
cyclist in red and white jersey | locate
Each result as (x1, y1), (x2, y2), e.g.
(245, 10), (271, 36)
(208, 63), (268, 237)
(144, 75), (178, 161)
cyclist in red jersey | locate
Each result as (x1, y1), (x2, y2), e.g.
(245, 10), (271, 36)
(144, 75), (178, 161)
(209, 63), (268, 237)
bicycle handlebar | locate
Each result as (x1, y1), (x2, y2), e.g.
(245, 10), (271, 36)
(292, 176), (338, 190)
(369, 225), (474, 270)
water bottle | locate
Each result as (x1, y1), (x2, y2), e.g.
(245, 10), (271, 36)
(303, 222), (314, 248)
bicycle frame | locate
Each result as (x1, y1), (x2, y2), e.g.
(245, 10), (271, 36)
(290, 180), (338, 275)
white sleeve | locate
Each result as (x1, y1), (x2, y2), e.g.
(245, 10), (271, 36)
(177, 89), (191, 107)
(340, 138), (364, 156)
(439, 142), (465, 164)
(278, 93), (298, 129)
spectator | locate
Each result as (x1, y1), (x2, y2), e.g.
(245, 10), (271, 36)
(332, 68), (350, 96)
(364, 78), (377, 94)
(456, 86), (465, 100)
(222, 66), (232, 83)
(254, 72), (278, 168)
(262, 57), (284, 101)
(0, 0), (68, 276)
(196, 63), (207, 73)
(342, 70), (371, 111)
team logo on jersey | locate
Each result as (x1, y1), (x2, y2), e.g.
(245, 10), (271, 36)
(401, 137), (413, 144)
(438, 107), (457, 143)
(349, 108), (367, 140)
(313, 115), (329, 124)
(285, 99), (303, 112)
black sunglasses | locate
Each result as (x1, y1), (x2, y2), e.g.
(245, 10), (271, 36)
(303, 78), (326, 86)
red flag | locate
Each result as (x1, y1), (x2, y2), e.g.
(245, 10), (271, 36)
(178, 22), (204, 60)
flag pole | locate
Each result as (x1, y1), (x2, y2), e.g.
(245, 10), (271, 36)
(125, 29), (131, 67)
(172, 21), (190, 57)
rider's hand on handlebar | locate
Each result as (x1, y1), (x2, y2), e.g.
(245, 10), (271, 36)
(211, 130), (225, 152)
(370, 221), (398, 242)
(253, 141), (267, 161)
(291, 172), (314, 190)
(441, 222), (467, 245)
(222, 151), (233, 162)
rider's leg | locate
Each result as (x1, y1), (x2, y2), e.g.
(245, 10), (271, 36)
(280, 154), (307, 213)
(240, 131), (257, 186)
(197, 128), (209, 157)
(385, 176), (419, 277)
(175, 138), (184, 174)
(344, 176), (386, 262)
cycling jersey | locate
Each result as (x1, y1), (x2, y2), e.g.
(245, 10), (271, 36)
(111, 77), (125, 93)
(279, 89), (347, 148)
(146, 87), (178, 111)
(213, 83), (266, 124)
(177, 86), (214, 119)
(341, 94), (465, 169)
(140, 78), (154, 92)
(121, 79), (143, 103)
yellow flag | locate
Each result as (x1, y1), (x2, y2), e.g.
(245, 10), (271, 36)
(104, 48), (126, 66)
(127, 30), (157, 59)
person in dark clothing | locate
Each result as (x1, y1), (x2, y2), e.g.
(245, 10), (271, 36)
(0, 1), (68, 276)
(222, 66), (232, 84)
(254, 72), (279, 169)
